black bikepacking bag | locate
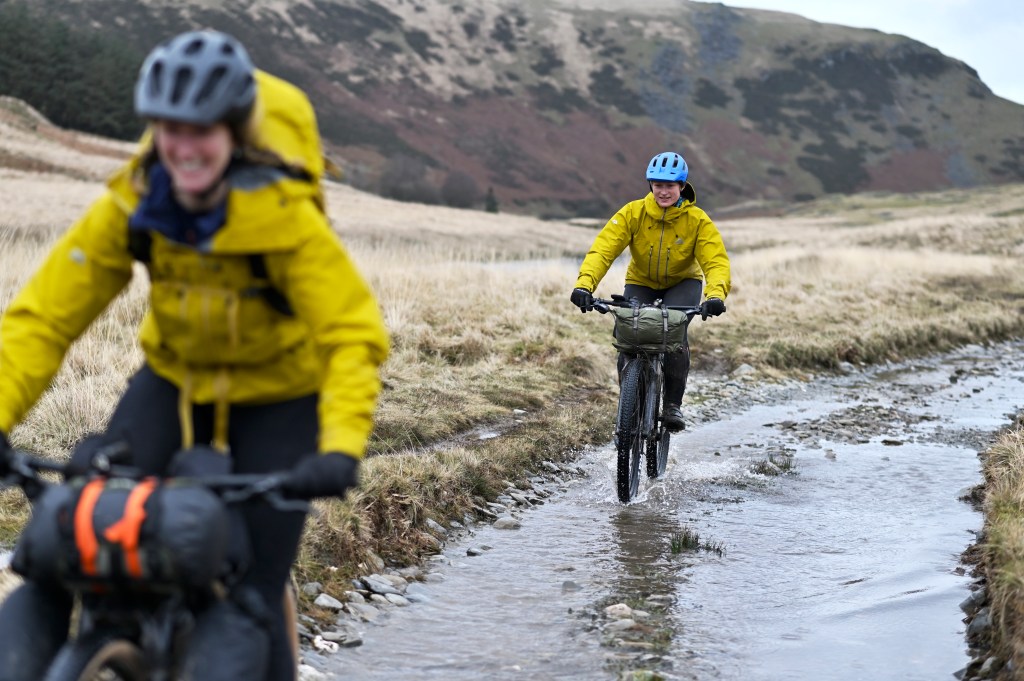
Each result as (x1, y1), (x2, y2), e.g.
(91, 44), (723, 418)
(12, 478), (231, 592)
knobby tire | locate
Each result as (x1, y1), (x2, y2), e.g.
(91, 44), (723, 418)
(616, 359), (645, 502)
(647, 429), (670, 479)
(43, 634), (148, 681)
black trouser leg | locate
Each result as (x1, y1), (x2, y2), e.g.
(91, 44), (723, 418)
(101, 365), (318, 681)
(623, 280), (702, 406)
(228, 395), (317, 681)
(0, 583), (73, 681)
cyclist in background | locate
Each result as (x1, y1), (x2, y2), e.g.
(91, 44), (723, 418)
(570, 151), (730, 431)
(0, 30), (389, 681)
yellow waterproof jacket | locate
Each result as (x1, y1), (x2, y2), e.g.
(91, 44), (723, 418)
(574, 185), (731, 300)
(0, 71), (389, 457)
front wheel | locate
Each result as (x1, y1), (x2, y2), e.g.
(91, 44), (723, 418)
(43, 634), (148, 681)
(646, 429), (670, 479)
(616, 359), (646, 502)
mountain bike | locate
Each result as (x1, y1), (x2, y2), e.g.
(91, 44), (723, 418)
(592, 296), (701, 503)
(0, 446), (308, 681)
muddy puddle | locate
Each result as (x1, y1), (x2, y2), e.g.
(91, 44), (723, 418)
(317, 343), (1024, 680)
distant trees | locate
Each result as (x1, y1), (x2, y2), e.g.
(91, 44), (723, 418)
(0, 2), (143, 140)
(378, 157), (491, 210)
(484, 186), (499, 213)
(377, 155), (440, 204)
(440, 170), (480, 208)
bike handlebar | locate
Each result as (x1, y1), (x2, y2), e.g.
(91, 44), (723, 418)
(1, 449), (308, 513)
(591, 297), (702, 317)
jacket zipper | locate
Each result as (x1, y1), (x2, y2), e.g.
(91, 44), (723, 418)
(655, 209), (667, 285)
(647, 246), (654, 280)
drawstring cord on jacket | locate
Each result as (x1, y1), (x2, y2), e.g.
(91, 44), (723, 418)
(177, 288), (240, 453)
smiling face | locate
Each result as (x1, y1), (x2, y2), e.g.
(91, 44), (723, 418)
(153, 120), (234, 198)
(651, 181), (683, 208)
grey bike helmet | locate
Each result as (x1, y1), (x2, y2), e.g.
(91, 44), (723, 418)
(134, 30), (256, 126)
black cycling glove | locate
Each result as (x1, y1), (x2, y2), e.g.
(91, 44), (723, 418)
(700, 298), (726, 320)
(281, 452), (360, 500)
(570, 287), (595, 313)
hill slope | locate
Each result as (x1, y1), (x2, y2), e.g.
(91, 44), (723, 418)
(21, 0), (1024, 215)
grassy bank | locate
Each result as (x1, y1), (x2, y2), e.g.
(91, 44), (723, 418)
(2, 116), (1024, 612)
(980, 427), (1024, 677)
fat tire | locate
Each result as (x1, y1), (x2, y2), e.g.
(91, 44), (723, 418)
(616, 359), (645, 502)
(43, 634), (148, 681)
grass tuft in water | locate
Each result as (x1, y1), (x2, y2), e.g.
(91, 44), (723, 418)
(750, 453), (797, 476)
(669, 527), (725, 556)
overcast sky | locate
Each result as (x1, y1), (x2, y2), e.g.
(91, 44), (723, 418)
(691, 0), (1024, 105)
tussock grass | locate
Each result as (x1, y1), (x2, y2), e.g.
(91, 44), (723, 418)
(982, 429), (1024, 672)
(669, 527), (725, 556)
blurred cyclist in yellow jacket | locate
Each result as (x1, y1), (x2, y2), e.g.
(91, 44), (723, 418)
(0, 30), (389, 681)
(571, 151), (730, 431)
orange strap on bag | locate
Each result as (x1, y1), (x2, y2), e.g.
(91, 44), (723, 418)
(73, 480), (106, 577)
(74, 478), (158, 579)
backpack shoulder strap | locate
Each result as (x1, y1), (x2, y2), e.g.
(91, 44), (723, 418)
(247, 254), (295, 318)
(128, 229), (153, 264)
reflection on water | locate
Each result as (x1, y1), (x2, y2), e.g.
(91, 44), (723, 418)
(325, 343), (1024, 680)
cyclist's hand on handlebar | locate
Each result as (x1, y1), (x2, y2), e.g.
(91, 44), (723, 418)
(64, 434), (131, 480)
(65, 434), (105, 479)
(281, 452), (360, 500)
(700, 298), (726, 320)
(570, 287), (595, 313)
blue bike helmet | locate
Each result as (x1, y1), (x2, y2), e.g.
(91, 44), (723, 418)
(135, 30), (256, 127)
(646, 151), (688, 183)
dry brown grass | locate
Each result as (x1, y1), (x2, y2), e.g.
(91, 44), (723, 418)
(982, 429), (1024, 676)
(2, 113), (1024, 619)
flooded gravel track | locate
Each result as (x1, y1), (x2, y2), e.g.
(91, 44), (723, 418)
(319, 343), (1024, 680)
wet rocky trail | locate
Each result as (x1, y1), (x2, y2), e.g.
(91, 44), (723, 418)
(298, 342), (1024, 681)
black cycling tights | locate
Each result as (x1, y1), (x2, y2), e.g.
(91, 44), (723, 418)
(0, 365), (318, 681)
(620, 279), (702, 406)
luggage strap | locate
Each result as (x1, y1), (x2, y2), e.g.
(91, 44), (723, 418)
(75, 479), (158, 579)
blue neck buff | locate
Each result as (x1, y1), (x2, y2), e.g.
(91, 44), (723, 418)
(128, 162), (227, 247)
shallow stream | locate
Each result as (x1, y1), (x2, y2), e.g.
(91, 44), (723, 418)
(324, 343), (1024, 680)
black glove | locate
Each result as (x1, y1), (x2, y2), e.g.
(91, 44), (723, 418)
(700, 298), (726, 321)
(570, 287), (595, 313)
(0, 431), (10, 478)
(281, 452), (360, 500)
(64, 434), (107, 479)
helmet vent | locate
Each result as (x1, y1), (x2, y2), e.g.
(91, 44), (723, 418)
(195, 66), (226, 106)
(184, 38), (205, 55)
(148, 62), (164, 97)
(171, 68), (193, 105)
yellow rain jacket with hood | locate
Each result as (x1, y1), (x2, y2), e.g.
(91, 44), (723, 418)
(574, 184), (730, 300)
(0, 71), (389, 458)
